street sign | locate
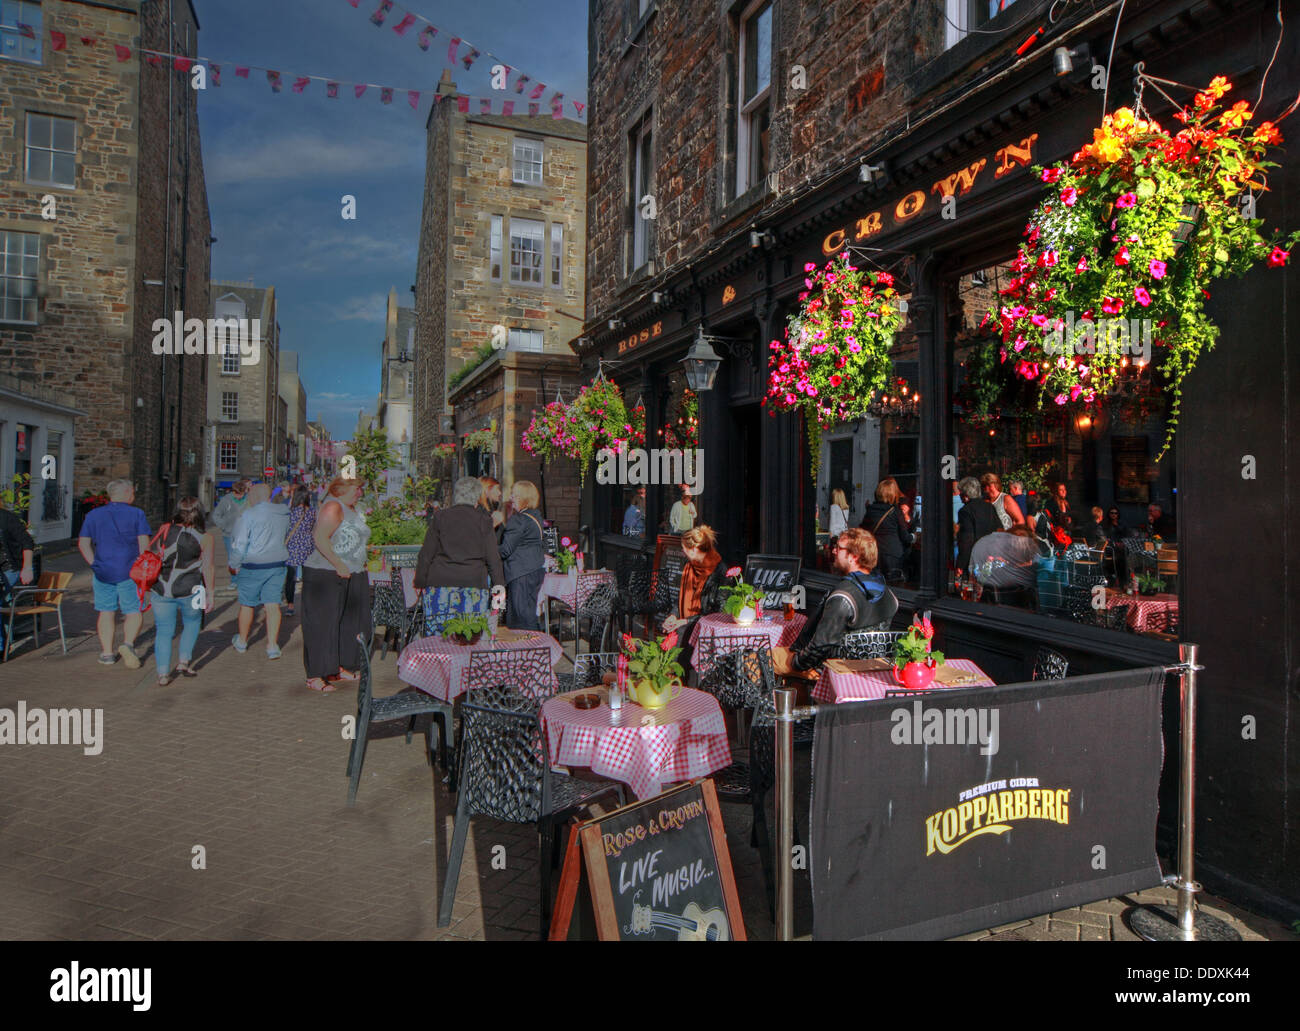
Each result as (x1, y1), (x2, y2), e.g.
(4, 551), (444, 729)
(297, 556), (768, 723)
(263, 466), (274, 477)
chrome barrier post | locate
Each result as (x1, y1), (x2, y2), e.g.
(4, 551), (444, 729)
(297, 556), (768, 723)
(773, 687), (796, 942)
(1129, 643), (1241, 942)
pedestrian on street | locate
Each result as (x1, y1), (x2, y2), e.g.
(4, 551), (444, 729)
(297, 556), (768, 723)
(301, 477), (372, 692)
(211, 479), (251, 590)
(497, 480), (546, 631)
(282, 486), (316, 617)
(77, 479), (151, 668)
(414, 476), (503, 637)
(150, 497), (215, 686)
(0, 494), (35, 590)
(228, 482), (290, 659)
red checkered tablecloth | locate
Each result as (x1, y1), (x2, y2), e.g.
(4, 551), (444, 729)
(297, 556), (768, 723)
(688, 612), (806, 673)
(1106, 591), (1178, 633)
(397, 631), (563, 702)
(812, 657), (995, 704)
(536, 569), (615, 615)
(541, 687), (731, 800)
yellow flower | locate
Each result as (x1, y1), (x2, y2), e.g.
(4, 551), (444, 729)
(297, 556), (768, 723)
(1207, 76), (1231, 100)
(1110, 107), (1135, 132)
(1095, 136), (1124, 163)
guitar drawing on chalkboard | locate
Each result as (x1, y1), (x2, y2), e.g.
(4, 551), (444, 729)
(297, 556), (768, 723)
(625, 892), (729, 941)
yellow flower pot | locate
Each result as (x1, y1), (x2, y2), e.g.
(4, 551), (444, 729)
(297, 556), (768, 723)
(634, 679), (683, 709)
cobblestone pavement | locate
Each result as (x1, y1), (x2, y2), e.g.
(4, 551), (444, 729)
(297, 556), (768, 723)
(0, 548), (1293, 941)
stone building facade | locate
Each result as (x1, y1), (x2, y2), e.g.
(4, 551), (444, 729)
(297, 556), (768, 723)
(205, 282), (279, 490)
(278, 349), (308, 478)
(0, 0), (211, 527)
(414, 70), (588, 483)
(377, 287), (416, 471)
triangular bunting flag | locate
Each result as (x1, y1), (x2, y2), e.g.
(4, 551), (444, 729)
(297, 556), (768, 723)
(146, 54), (164, 67)
(457, 96), (469, 113)
(447, 38), (461, 64)
(502, 100), (514, 116)
(573, 100), (585, 117)
(293, 77), (310, 94)
(416, 24), (437, 50)
(529, 82), (545, 99)
(236, 66), (250, 78)
(211, 63), (221, 86)
(16, 23), (34, 39)
(408, 90), (421, 109)
(174, 57), (193, 72)
(80, 37), (97, 46)
(381, 87), (394, 104)
(347, 0), (361, 6)
(552, 104), (563, 120)
(114, 44), (131, 61)
(370, 0), (394, 26)
(49, 30), (66, 51)
(268, 70), (283, 92)
(355, 84), (368, 98)
(393, 13), (416, 35)
(327, 81), (340, 98)
(514, 74), (530, 94)
(480, 99), (491, 114)
(461, 48), (480, 70)
(549, 91), (563, 107)
(528, 102), (539, 117)
(433, 94), (442, 104)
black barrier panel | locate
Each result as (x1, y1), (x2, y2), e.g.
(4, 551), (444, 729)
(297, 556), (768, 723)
(809, 667), (1166, 940)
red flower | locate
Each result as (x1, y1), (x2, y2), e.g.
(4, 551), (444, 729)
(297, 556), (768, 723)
(661, 631), (678, 651)
(1040, 167), (1062, 183)
(829, 374), (842, 387)
(725, 566), (741, 578)
(621, 632), (633, 650)
(1268, 246), (1290, 267)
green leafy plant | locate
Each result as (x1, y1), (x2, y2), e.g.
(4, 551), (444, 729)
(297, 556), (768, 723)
(363, 498), (426, 546)
(443, 613), (490, 642)
(1008, 461), (1057, 497)
(2, 474), (32, 523)
(893, 616), (944, 668)
(522, 400), (578, 464)
(620, 630), (684, 692)
(988, 80), (1299, 459)
(448, 340), (498, 389)
(1136, 572), (1166, 595)
(721, 566), (765, 618)
(462, 418), (499, 454)
(567, 377), (630, 485)
(348, 427), (398, 497)
(553, 535), (578, 573)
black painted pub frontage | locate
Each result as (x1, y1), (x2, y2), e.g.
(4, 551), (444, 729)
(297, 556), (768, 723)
(575, 1), (1298, 920)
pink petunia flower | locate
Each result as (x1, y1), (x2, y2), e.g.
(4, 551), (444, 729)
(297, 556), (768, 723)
(1115, 192), (1137, 208)
(1134, 286), (1151, 306)
(1061, 187), (1078, 206)
(1149, 259), (1167, 279)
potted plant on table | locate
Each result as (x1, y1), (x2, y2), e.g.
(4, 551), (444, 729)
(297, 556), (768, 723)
(1135, 572), (1166, 596)
(553, 536), (580, 574)
(892, 616), (945, 692)
(620, 631), (685, 709)
(721, 566), (765, 625)
(443, 613), (490, 647)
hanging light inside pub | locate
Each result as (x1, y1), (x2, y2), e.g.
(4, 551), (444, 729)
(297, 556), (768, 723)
(681, 326), (723, 392)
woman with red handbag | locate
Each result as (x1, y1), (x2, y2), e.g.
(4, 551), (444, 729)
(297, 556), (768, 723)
(1037, 481), (1076, 552)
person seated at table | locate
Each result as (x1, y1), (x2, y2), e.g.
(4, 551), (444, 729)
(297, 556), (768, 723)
(773, 528), (899, 675)
(498, 480), (546, 632)
(859, 477), (915, 584)
(969, 525), (1041, 607)
(415, 476), (504, 636)
(1080, 506), (1107, 550)
(1145, 502), (1176, 540)
(956, 476), (1000, 576)
(1035, 480), (1074, 545)
(982, 472), (1025, 529)
(661, 524), (726, 668)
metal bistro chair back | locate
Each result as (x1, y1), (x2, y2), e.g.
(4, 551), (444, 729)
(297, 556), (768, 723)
(466, 646), (557, 701)
(838, 627), (904, 661)
(1032, 646), (1070, 681)
(436, 683), (624, 934)
(346, 634), (448, 806)
(697, 632), (773, 709)
(568, 576), (618, 655)
(559, 651), (620, 694)
(2, 570), (73, 660)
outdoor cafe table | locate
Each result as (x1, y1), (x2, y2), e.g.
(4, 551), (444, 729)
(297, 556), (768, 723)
(811, 657), (996, 704)
(1105, 589), (1179, 633)
(540, 686), (732, 800)
(397, 629), (564, 702)
(688, 611), (807, 674)
(537, 569), (616, 635)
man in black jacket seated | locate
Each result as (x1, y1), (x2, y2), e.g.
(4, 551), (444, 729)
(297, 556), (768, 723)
(772, 528), (899, 675)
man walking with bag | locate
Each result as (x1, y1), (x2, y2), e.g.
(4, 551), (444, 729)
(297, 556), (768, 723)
(77, 479), (151, 668)
(228, 483), (290, 659)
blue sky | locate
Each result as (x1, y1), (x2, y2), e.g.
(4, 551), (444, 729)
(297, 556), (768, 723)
(195, 0), (588, 439)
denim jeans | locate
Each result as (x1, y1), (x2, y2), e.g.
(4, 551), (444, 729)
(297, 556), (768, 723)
(152, 592), (202, 673)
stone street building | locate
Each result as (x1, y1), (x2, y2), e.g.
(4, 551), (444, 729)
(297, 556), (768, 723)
(377, 287), (416, 472)
(278, 349), (308, 480)
(0, 0), (211, 530)
(413, 69), (588, 491)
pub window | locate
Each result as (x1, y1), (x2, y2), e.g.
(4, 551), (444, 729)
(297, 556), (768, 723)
(489, 214), (502, 281)
(947, 262), (1179, 636)
(945, 0), (1021, 50)
(551, 223), (563, 287)
(736, 0), (772, 197)
(512, 137), (543, 185)
(1, 1), (42, 64)
(221, 391), (239, 422)
(25, 113), (76, 188)
(0, 230), (39, 324)
(509, 217), (544, 285)
(629, 112), (654, 272)
(218, 441), (238, 472)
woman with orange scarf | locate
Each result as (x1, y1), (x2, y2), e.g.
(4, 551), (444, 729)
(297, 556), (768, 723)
(662, 525), (726, 669)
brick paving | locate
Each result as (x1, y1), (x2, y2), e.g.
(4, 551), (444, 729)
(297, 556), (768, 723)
(0, 548), (1293, 942)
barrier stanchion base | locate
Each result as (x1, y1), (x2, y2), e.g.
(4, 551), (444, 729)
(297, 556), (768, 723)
(1126, 904), (1242, 942)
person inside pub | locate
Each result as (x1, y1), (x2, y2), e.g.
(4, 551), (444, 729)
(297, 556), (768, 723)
(661, 524), (726, 669)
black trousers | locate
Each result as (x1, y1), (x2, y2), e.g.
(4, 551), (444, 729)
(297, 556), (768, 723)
(301, 566), (372, 679)
(283, 565), (297, 606)
(506, 569), (545, 632)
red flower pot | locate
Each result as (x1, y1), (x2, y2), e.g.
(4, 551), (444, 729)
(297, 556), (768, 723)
(893, 660), (937, 691)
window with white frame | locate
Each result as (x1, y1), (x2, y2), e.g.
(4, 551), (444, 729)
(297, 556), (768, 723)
(945, 0), (1020, 49)
(508, 329), (544, 353)
(513, 138), (543, 184)
(218, 441), (238, 472)
(509, 218), (544, 285)
(0, 230), (39, 324)
(26, 114), (76, 188)
(221, 392), (238, 422)
(489, 214), (502, 281)
(737, 0), (773, 198)
(1, 1), (42, 64)
(551, 223), (563, 287)
(630, 113), (653, 271)
(221, 340), (240, 375)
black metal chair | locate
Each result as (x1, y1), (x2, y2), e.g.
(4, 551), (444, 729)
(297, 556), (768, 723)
(695, 632), (773, 707)
(1032, 646), (1069, 680)
(436, 683), (625, 935)
(466, 646), (558, 701)
(346, 634), (449, 806)
(554, 576), (618, 656)
(837, 627), (904, 660)
(557, 651), (619, 695)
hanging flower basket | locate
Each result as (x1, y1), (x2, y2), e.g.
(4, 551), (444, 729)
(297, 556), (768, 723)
(461, 418), (498, 454)
(764, 252), (903, 473)
(521, 401), (579, 464)
(985, 79), (1299, 459)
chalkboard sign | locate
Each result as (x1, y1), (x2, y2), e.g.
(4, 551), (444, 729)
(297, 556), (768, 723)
(652, 534), (684, 611)
(743, 553), (802, 609)
(549, 780), (746, 941)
